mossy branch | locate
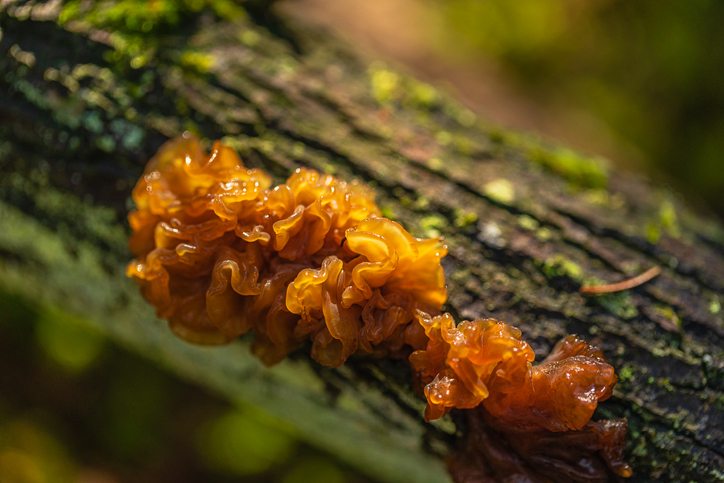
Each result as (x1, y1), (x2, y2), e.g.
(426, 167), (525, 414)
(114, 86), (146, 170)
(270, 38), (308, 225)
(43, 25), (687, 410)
(1, 1), (724, 482)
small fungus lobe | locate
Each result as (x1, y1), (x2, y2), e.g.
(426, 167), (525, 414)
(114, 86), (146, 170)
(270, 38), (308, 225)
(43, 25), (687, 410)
(128, 135), (631, 482)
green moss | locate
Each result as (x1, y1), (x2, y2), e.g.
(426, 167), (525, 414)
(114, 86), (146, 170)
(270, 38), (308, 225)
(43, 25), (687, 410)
(408, 82), (439, 109)
(517, 214), (539, 231)
(535, 227), (553, 241)
(291, 142), (306, 158)
(451, 268), (472, 283)
(208, 0), (246, 20)
(489, 129), (609, 189)
(435, 131), (452, 146)
(619, 365), (635, 382)
(659, 199), (681, 238)
(631, 437), (649, 457)
(582, 189), (625, 209)
(60, 0), (244, 33)
(379, 205), (396, 220)
(652, 306), (681, 328)
(710, 297), (721, 314)
(597, 292), (639, 319)
(239, 30), (260, 47)
(368, 63), (444, 113)
(254, 138), (275, 155)
(183, 119), (201, 136)
(656, 377), (675, 392)
(542, 254), (583, 281)
(528, 146), (608, 189)
(646, 222), (661, 244)
(427, 158), (443, 170)
(56, 0), (244, 84)
(419, 215), (447, 238)
(456, 108), (477, 127)
(646, 195), (683, 244)
(180, 51), (215, 74)
(484, 178), (515, 204)
(368, 63), (400, 105)
(412, 196), (430, 211)
(453, 209), (478, 228)
(452, 135), (472, 156)
(487, 127), (507, 145)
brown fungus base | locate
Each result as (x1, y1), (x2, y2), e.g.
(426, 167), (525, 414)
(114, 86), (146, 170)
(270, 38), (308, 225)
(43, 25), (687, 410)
(127, 135), (631, 481)
(449, 408), (630, 483)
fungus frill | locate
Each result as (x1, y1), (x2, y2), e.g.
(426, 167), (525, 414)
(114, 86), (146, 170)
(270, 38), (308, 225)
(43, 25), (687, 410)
(410, 312), (534, 421)
(286, 217), (447, 365)
(127, 133), (446, 365)
(410, 313), (618, 432)
(408, 314), (631, 479)
(127, 134), (631, 482)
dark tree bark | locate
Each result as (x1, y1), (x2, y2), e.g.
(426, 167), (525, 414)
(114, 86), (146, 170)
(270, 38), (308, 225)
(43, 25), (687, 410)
(1, 2), (723, 482)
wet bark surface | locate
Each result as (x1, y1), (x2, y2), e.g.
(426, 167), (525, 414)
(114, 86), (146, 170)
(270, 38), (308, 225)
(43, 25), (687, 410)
(1, 2), (723, 482)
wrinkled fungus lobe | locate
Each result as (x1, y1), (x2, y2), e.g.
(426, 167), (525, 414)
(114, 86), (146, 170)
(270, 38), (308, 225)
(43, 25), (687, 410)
(128, 135), (631, 482)
(410, 314), (618, 431)
(127, 133), (445, 365)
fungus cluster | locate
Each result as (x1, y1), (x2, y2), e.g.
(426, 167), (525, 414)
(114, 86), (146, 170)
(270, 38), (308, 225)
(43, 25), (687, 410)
(127, 134), (632, 481)
(409, 313), (618, 432)
(127, 133), (445, 366)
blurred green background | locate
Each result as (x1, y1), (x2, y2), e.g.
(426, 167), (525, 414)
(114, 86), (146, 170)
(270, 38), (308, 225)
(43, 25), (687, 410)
(2, 0), (723, 482)
(0, 290), (374, 483)
(434, 0), (724, 217)
(292, 0), (724, 218)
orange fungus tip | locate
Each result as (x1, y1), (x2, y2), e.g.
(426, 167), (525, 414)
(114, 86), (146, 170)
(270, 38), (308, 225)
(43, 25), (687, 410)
(128, 135), (630, 481)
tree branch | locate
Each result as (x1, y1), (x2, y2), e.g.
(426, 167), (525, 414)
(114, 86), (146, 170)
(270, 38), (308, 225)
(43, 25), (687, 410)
(1, 2), (723, 482)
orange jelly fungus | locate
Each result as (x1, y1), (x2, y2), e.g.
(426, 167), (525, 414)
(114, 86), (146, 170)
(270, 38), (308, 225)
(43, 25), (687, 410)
(128, 134), (631, 481)
(411, 313), (618, 431)
(127, 133), (445, 366)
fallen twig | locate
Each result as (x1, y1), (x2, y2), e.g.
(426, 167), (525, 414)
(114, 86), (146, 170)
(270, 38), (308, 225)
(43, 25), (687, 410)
(579, 266), (661, 295)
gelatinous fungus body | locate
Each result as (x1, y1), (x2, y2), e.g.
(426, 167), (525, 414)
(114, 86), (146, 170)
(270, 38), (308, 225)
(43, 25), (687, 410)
(409, 313), (633, 481)
(410, 312), (534, 421)
(128, 134), (630, 481)
(127, 133), (446, 366)
(448, 407), (632, 482)
(410, 313), (622, 429)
